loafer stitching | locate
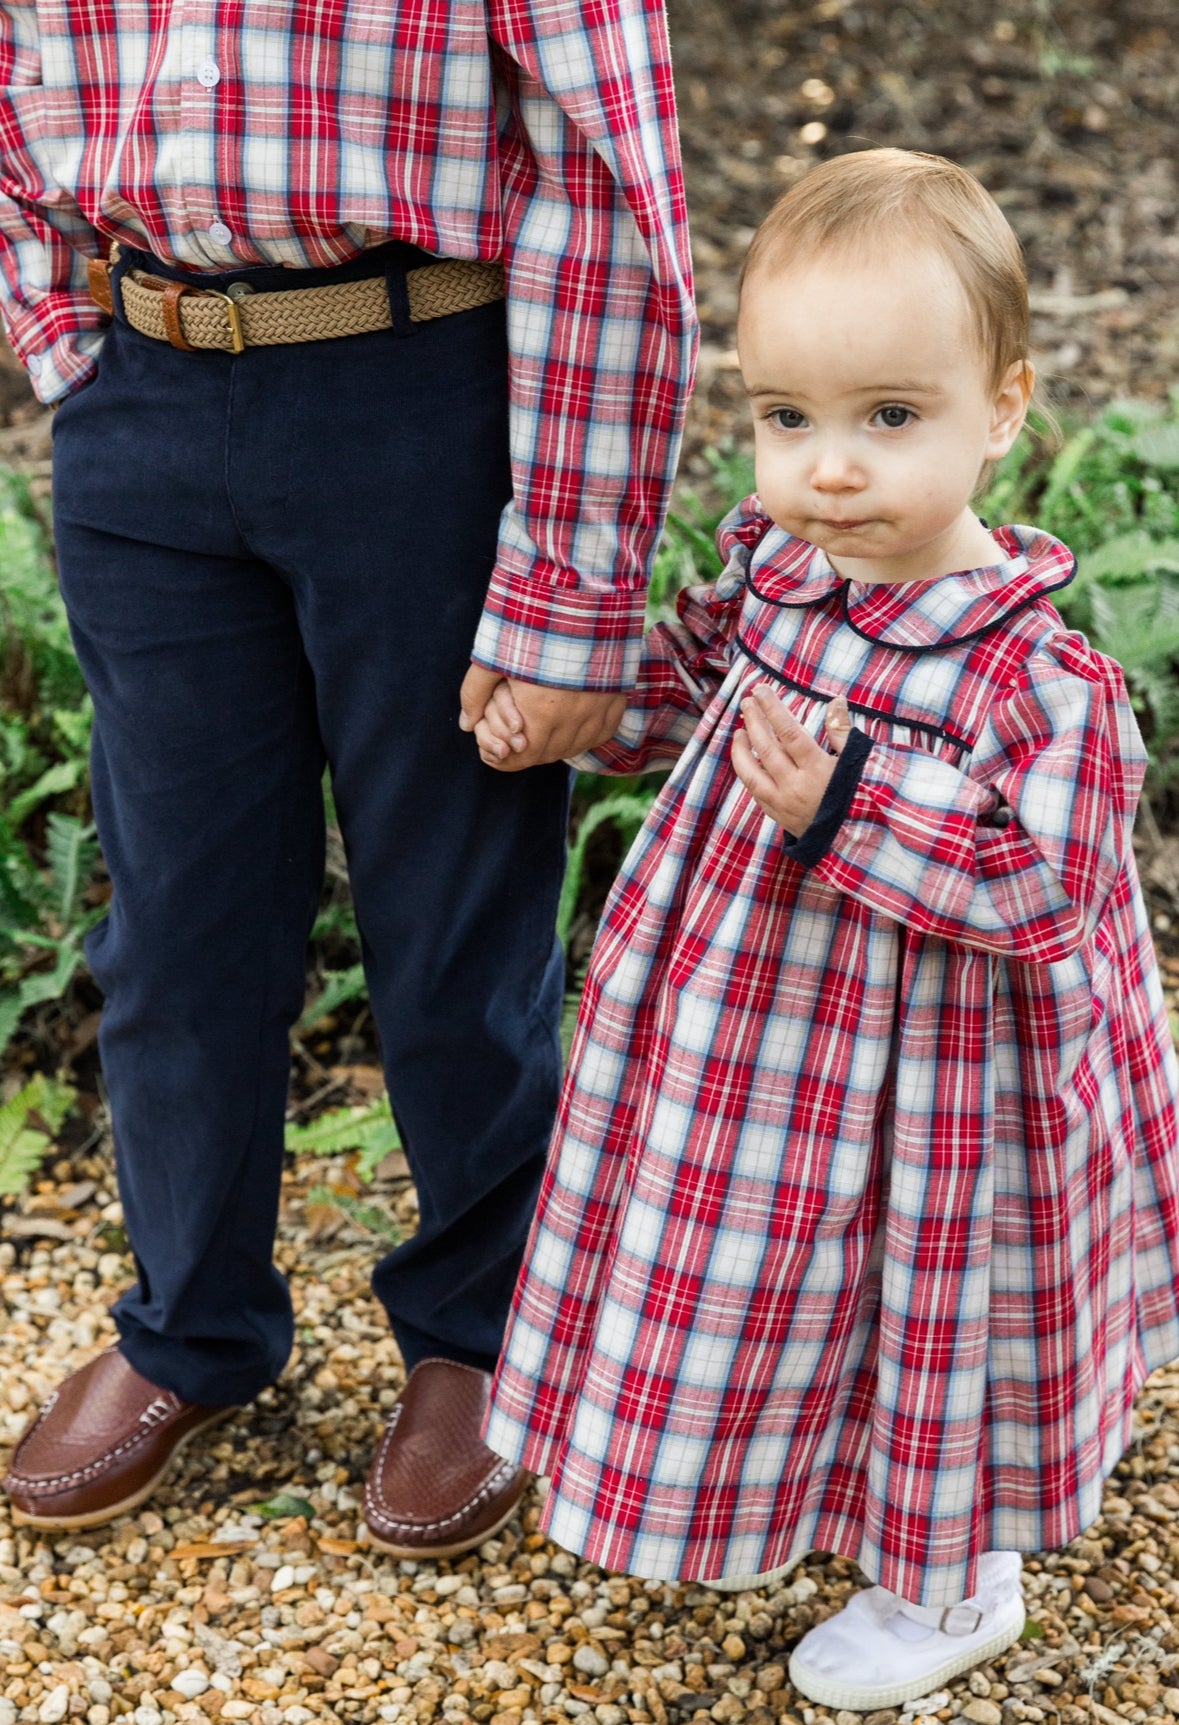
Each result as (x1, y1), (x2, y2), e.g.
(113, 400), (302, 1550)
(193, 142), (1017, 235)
(363, 1405), (523, 1538)
(5, 1390), (189, 1493)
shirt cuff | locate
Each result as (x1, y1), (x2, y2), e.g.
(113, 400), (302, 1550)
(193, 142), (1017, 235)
(781, 727), (875, 868)
(24, 326), (106, 404)
(471, 562), (647, 691)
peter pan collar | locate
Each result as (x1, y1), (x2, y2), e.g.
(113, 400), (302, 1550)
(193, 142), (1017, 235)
(745, 522), (1076, 650)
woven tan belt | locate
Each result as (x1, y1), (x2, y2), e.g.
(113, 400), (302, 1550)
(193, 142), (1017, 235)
(87, 248), (504, 354)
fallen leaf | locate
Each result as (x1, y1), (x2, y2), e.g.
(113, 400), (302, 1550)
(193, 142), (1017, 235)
(316, 1536), (358, 1555)
(253, 1492), (315, 1521)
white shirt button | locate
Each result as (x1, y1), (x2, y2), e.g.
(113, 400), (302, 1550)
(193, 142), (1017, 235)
(207, 221), (233, 246)
(196, 58), (221, 88)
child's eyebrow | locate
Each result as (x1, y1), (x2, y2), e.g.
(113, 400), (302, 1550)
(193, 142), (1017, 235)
(743, 379), (948, 399)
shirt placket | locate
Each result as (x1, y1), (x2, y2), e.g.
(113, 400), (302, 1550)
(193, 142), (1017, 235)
(174, 0), (237, 264)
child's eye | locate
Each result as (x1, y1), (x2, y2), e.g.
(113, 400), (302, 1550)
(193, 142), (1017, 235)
(768, 408), (807, 431)
(873, 404), (913, 429)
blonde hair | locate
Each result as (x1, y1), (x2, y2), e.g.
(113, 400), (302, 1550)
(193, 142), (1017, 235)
(741, 149), (1029, 394)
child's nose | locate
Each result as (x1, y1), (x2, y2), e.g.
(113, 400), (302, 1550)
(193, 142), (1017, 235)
(810, 442), (863, 492)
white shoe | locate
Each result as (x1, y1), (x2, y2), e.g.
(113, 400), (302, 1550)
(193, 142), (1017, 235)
(787, 1551), (1025, 1709)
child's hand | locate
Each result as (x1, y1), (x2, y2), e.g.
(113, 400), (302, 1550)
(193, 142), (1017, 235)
(470, 678), (529, 766)
(732, 686), (849, 836)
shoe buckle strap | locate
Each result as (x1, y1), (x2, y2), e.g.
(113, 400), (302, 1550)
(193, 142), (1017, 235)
(895, 1599), (985, 1637)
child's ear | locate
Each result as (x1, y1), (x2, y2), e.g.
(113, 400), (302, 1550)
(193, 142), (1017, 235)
(984, 360), (1034, 462)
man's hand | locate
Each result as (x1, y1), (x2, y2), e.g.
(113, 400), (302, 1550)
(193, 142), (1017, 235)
(459, 664), (626, 770)
(731, 685), (849, 835)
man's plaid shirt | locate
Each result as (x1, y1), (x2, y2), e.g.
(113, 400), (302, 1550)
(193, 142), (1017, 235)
(0, 0), (697, 687)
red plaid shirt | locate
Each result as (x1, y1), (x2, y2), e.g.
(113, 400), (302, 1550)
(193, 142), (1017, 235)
(0, 0), (697, 688)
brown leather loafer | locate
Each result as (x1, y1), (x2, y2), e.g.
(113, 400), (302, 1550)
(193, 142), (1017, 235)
(364, 1358), (529, 1558)
(2, 1348), (237, 1530)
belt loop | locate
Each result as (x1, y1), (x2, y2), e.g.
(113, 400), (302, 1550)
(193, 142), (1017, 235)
(383, 259), (415, 338)
(108, 242), (131, 325)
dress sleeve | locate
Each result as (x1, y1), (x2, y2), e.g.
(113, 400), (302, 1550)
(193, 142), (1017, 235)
(0, 3), (107, 402)
(806, 638), (1147, 964)
(571, 496), (765, 772)
(472, 0), (698, 692)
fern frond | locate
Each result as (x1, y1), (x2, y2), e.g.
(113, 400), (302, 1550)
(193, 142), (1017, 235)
(298, 963), (368, 1030)
(44, 814), (99, 927)
(0, 1073), (77, 1196)
(305, 1183), (402, 1243)
(285, 1093), (400, 1176)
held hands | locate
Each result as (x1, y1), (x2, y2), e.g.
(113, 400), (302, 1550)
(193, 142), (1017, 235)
(731, 685), (851, 836)
(459, 664), (626, 770)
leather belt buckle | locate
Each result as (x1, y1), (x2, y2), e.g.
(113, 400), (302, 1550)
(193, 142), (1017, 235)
(202, 288), (248, 354)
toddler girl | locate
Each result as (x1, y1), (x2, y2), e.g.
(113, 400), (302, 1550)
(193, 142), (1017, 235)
(476, 149), (1179, 1707)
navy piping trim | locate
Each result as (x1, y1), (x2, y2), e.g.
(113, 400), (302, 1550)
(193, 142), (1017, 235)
(735, 636), (974, 751)
(837, 563), (1078, 653)
(743, 558), (1078, 652)
(745, 564), (840, 609)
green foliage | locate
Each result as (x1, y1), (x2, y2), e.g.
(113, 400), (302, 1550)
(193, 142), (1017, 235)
(0, 1072), (76, 1196)
(980, 394), (1179, 786)
(253, 1492), (316, 1520)
(558, 789), (657, 949)
(298, 963), (368, 1031)
(306, 1183), (402, 1244)
(0, 467), (99, 1069)
(285, 1091), (401, 1180)
(648, 444), (755, 624)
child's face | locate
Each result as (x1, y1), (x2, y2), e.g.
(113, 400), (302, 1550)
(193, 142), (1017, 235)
(738, 246), (1031, 583)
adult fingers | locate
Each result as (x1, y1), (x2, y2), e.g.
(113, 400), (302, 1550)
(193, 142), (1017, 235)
(459, 663), (503, 732)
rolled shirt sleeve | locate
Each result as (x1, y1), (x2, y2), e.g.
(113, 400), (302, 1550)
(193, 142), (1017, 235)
(473, 0), (698, 692)
(0, 3), (108, 402)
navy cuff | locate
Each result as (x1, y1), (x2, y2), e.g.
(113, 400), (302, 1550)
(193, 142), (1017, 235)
(781, 727), (874, 868)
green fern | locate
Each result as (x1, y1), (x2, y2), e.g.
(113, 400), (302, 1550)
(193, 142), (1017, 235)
(306, 1183), (401, 1244)
(557, 789), (657, 949)
(285, 1092), (401, 1179)
(298, 963), (368, 1031)
(0, 1073), (76, 1196)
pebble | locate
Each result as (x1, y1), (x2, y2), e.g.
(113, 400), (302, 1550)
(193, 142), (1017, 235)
(38, 1690), (70, 1725)
(172, 1670), (211, 1700)
(573, 1643), (610, 1677)
(963, 1703), (1003, 1725)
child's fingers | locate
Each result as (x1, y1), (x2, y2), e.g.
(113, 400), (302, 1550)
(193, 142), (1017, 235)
(732, 726), (781, 800)
(731, 727), (787, 807)
(825, 695), (852, 754)
(473, 714), (512, 763)
(743, 687), (809, 767)
(483, 683), (528, 753)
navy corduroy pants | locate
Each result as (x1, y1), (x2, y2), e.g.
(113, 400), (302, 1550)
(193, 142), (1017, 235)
(51, 242), (568, 1408)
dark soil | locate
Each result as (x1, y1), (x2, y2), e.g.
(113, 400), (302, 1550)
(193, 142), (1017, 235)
(3, 1), (1176, 472)
(670, 0), (1179, 479)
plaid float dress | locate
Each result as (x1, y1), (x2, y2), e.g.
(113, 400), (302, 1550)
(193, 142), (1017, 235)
(484, 506), (1179, 1607)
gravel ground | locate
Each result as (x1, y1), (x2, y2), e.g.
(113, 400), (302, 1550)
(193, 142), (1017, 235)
(3, 1134), (1179, 1725)
(5, 0), (1179, 1719)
